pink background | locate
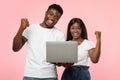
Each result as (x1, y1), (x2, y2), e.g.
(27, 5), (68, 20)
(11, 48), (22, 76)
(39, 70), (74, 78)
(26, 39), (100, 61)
(0, 0), (120, 80)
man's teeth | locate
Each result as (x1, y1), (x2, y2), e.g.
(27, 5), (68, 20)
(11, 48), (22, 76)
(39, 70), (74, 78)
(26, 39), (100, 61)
(48, 20), (53, 24)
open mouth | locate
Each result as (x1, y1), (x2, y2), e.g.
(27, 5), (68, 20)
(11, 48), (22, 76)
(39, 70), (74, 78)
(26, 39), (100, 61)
(47, 19), (54, 25)
(72, 33), (80, 38)
(73, 33), (79, 36)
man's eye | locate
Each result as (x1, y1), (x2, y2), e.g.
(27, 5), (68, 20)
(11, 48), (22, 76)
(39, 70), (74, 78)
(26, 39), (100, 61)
(49, 12), (53, 15)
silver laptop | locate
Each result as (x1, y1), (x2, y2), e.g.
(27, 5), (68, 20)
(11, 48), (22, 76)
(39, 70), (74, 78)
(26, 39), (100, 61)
(46, 41), (78, 63)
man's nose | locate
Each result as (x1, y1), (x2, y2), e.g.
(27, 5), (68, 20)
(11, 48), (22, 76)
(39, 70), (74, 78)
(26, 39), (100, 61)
(49, 15), (54, 19)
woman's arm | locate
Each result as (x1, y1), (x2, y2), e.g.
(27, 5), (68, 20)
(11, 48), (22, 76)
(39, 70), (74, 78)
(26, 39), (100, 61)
(89, 31), (101, 63)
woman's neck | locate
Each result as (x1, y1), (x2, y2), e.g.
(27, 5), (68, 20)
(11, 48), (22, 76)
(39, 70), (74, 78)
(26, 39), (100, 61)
(72, 38), (84, 45)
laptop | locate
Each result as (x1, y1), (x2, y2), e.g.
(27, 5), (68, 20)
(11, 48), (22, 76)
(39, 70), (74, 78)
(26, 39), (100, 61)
(46, 41), (78, 63)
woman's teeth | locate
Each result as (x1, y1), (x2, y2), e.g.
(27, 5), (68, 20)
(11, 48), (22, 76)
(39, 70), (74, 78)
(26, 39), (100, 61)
(73, 33), (78, 36)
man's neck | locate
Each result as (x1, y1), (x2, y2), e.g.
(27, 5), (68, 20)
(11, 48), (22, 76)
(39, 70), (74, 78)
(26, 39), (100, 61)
(40, 23), (54, 29)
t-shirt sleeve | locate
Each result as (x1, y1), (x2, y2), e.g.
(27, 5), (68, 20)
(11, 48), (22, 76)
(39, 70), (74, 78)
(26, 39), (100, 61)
(22, 27), (29, 39)
(87, 40), (95, 50)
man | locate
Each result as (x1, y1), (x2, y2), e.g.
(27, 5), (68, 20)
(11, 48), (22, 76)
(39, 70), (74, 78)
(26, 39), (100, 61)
(12, 4), (65, 80)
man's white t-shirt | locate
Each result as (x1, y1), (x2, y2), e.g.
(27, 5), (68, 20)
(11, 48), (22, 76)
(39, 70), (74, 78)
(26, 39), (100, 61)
(74, 39), (95, 66)
(22, 24), (65, 78)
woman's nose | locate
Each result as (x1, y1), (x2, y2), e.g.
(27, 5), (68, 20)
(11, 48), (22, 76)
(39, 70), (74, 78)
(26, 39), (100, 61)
(74, 29), (78, 32)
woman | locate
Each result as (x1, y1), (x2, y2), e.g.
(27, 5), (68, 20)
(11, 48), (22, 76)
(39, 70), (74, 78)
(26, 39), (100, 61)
(61, 18), (101, 80)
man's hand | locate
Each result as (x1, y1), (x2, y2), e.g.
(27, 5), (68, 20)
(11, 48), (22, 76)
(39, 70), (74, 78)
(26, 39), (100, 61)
(51, 63), (62, 67)
(20, 18), (29, 30)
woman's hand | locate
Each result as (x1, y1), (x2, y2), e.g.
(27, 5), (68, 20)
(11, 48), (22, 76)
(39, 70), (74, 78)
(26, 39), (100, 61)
(62, 63), (74, 68)
(95, 31), (101, 41)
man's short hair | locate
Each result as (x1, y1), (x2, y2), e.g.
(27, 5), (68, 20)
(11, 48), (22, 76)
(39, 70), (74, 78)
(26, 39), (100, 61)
(47, 4), (63, 15)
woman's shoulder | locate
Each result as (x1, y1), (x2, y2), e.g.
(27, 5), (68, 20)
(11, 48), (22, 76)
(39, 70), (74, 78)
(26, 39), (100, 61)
(84, 39), (94, 44)
(78, 39), (95, 49)
(83, 39), (95, 48)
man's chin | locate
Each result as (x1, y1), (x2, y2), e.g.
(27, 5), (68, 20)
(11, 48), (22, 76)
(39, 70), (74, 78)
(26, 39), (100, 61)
(46, 24), (54, 28)
(47, 26), (54, 28)
(45, 23), (54, 28)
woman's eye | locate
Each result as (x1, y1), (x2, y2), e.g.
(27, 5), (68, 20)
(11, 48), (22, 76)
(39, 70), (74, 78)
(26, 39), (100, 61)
(71, 27), (74, 29)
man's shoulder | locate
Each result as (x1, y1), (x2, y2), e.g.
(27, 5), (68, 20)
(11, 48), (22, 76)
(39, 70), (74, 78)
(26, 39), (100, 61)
(29, 24), (39, 27)
(53, 27), (64, 34)
(24, 24), (39, 33)
(26, 24), (39, 29)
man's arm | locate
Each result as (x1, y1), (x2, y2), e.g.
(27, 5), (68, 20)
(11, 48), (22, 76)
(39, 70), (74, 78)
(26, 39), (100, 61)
(12, 18), (29, 52)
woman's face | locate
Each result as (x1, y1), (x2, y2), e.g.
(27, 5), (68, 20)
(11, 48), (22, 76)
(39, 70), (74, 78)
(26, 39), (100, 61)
(70, 22), (82, 40)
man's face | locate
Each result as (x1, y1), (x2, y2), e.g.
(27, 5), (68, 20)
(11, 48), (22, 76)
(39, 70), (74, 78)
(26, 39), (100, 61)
(44, 8), (61, 28)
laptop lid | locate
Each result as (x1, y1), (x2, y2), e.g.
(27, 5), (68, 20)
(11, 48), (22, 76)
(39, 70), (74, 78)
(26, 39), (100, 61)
(46, 41), (78, 63)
